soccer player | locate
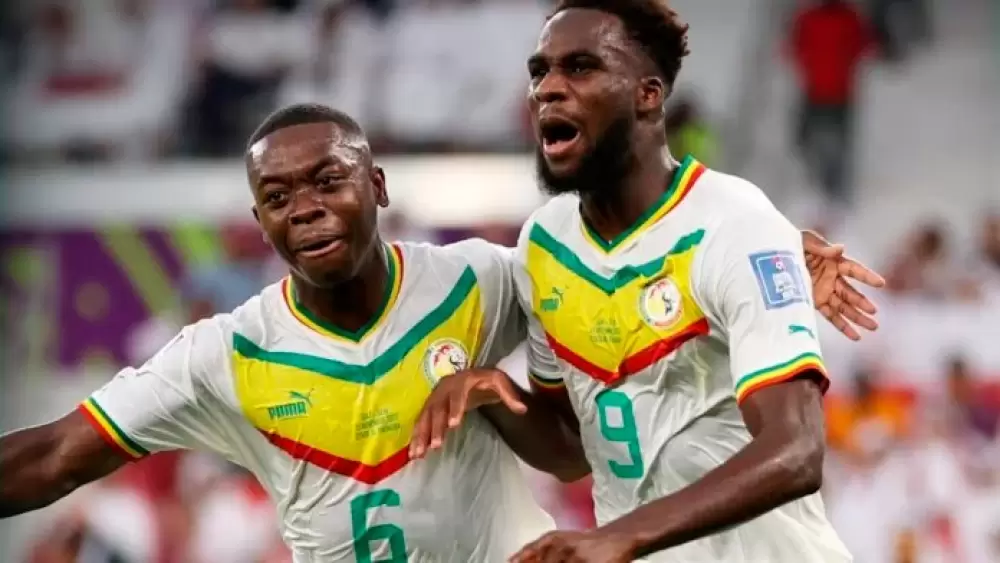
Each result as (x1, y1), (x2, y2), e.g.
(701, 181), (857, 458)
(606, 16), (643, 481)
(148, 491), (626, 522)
(0, 105), (589, 562)
(413, 1), (878, 562)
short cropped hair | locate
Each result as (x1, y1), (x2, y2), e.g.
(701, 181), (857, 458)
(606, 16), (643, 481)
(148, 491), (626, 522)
(246, 103), (366, 150)
(552, 0), (690, 89)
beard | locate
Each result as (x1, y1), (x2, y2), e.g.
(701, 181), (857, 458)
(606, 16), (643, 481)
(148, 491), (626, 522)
(535, 115), (637, 201)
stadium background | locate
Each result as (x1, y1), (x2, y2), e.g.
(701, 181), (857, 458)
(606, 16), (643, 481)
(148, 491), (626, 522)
(0, 0), (998, 561)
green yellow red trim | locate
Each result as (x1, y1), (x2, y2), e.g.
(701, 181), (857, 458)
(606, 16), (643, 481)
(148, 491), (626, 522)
(545, 318), (709, 385)
(582, 155), (706, 253)
(283, 244), (403, 343)
(78, 398), (148, 460)
(262, 431), (410, 485)
(734, 353), (829, 404)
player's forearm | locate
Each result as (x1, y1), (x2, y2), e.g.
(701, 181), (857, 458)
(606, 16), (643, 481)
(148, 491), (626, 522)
(599, 424), (824, 557)
(0, 426), (81, 517)
(480, 388), (591, 483)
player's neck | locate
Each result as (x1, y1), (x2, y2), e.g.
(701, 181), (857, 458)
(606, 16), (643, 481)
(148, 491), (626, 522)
(292, 243), (391, 334)
(580, 144), (677, 243)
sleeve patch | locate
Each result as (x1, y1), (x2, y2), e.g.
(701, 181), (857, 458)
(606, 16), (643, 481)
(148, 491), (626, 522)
(749, 250), (807, 310)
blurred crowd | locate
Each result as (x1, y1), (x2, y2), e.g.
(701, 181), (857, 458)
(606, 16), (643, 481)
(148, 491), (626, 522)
(1, 0), (722, 164)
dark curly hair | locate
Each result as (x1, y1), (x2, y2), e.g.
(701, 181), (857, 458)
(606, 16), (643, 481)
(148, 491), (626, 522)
(247, 103), (366, 151)
(551, 0), (690, 90)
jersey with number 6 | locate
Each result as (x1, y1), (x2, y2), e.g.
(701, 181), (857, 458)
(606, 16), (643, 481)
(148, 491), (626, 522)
(514, 157), (851, 562)
(78, 239), (555, 563)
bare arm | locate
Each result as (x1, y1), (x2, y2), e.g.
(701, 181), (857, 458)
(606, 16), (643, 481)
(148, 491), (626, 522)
(479, 378), (589, 482)
(410, 368), (590, 483)
(0, 410), (128, 518)
(599, 378), (826, 556)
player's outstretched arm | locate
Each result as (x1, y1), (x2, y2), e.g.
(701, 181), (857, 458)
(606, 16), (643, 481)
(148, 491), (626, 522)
(410, 368), (590, 483)
(0, 410), (127, 518)
(510, 379), (826, 562)
(801, 230), (885, 341)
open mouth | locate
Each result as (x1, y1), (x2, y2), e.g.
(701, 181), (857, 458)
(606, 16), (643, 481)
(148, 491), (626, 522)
(539, 118), (582, 158)
(295, 236), (344, 259)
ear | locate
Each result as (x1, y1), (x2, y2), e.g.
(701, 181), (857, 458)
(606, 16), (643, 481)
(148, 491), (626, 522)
(637, 76), (666, 117)
(371, 166), (389, 208)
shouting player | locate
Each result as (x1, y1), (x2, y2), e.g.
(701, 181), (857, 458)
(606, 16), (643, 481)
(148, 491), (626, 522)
(0, 106), (588, 561)
(413, 1), (880, 562)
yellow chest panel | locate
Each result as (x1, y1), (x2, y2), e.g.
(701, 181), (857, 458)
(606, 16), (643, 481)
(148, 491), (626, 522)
(526, 226), (709, 384)
(232, 268), (483, 484)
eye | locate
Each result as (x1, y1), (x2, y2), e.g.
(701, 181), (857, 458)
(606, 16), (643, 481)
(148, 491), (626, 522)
(263, 188), (288, 206)
(316, 174), (345, 191)
(566, 57), (597, 76)
(527, 61), (547, 81)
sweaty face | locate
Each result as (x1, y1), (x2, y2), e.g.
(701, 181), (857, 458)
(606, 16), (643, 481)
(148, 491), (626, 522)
(247, 122), (387, 287)
(527, 9), (641, 194)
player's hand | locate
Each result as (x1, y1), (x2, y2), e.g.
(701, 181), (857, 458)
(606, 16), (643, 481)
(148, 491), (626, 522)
(510, 530), (637, 563)
(801, 230), (886, 341)
(410, 368), (526, 459)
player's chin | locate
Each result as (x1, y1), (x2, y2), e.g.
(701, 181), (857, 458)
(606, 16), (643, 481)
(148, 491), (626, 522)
(540, 151), (585, 180)
(294, 252), (354, 286)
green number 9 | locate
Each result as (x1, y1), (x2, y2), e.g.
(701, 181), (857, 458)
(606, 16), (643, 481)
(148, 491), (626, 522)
(350, 489), (408, 563)
(596, 389), (644, 479)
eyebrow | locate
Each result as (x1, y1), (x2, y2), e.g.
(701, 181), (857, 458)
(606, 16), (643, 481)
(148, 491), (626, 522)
(255, 155), (339, 189)
(528, 49), (601, 67)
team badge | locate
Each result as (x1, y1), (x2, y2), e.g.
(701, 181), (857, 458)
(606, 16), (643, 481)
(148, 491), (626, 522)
(638, 277), (683, 329)
(422, 339), (470, 382)
(750, 250), (807, 310)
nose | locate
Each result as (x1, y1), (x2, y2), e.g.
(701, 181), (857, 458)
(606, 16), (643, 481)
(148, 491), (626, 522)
(288, 190), (328, 225)
(531, 72), (569, 105)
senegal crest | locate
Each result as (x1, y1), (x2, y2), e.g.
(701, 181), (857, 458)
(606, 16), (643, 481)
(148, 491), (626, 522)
(422, 339), (469, 382)
(639, 277), (683, 329)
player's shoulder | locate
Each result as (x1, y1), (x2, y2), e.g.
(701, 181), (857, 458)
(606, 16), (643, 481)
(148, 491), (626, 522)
(198, 279), (288, 351)
(690, 168), (779, 219)
(394, 239), (512, 286)
(519, 195), (579, 240)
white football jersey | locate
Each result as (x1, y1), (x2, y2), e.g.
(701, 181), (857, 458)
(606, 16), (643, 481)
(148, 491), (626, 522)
(79, 240), (555, 563)
(513, 156), (852, 562)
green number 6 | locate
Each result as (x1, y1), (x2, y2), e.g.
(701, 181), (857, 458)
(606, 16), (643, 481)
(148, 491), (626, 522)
(350, 489), (408, 563)
(596, 390), (644, 479)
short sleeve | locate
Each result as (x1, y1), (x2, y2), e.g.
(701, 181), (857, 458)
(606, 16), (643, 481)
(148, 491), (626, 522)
(461, 240), (528, 369)
(78, 318), (236, 460)
(692, 210), (829, 404)
(512, 219), (565, 390)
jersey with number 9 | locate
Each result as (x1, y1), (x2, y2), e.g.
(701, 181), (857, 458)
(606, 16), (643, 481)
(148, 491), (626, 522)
(514, 157), (852, 562)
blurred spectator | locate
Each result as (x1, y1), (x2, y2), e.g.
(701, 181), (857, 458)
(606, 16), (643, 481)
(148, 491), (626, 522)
(827, 369), (912, 457)
(184, 221), (273, 317)
(664, 95), (719, 167)
(379, 0), (544, 151)
(971, 212), (1000, 302)
(5, 0), (194, 161)
(182, 0), (310, 156)
(826, 420), (914, 563)
(787, 0), (874, 206)
(378, 210), (439, 245)
(944, 357), (999, 443)
(868, 0), (933, 62)
(279, 0), (387, 134)
(885, 223), (956, 299)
